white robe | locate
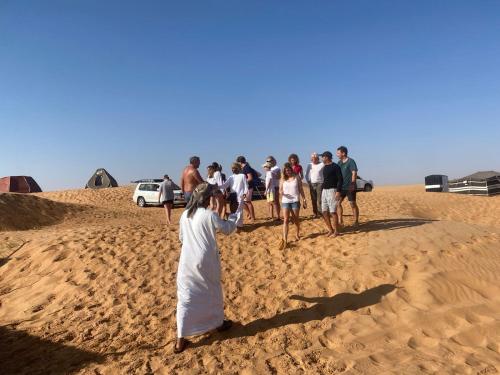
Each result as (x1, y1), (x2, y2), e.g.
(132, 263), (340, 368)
(177, 207), (237, 338)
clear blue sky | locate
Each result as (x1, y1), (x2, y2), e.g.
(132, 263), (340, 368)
(1, 1), (499, 191)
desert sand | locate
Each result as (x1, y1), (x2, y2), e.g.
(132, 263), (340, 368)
(1, 185), (499, 374)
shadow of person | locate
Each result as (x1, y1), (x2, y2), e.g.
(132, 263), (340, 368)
(341, 218), (435, 234)
(0, 326), (105, 375)
(191, 284), (396, 348)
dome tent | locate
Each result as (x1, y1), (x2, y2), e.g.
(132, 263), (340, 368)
(0, 176), (42, 193)
(85, 168), (118, 189)
(449, 171), (500, 196)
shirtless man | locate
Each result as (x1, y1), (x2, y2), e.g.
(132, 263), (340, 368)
(180, 156), (204, 203)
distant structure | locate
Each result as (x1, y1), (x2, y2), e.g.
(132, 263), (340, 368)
(449, 171), (500, 196)
(0, 176), (42, 193)
(425, 175), (449, 192)
(86, 168), (118, 189)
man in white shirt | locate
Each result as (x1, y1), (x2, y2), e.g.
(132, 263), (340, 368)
(305, 152), (324, 218)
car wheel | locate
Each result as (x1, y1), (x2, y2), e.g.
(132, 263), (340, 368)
(137, 196), (146, 207)
(364, 184), (373, 192)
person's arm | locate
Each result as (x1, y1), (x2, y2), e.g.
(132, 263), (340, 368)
(299, 166), (304, 180)
(305, 164), (311, 184)
(158, 183), (163, 203)
(279, 178), (284, 198)
(350, 160), (358, 192)
(298, 177), (307, 208)
(219, 176), (231, 191)
(194, 169), (204, 184)
(335, 165), (343, 198)
(212, 212), (237, 235)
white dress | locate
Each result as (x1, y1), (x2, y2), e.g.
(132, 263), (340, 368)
(177, 208), (237, 338)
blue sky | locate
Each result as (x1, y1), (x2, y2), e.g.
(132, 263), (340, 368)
(1, 1), (499, 191)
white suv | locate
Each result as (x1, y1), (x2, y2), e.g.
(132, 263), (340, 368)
(132, 181), (186, 207)
(356, 176), (374, 192)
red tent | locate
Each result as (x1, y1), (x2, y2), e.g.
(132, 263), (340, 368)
(0, 176), (42, 193)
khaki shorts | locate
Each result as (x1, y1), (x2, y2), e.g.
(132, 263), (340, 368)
(321, 188), (337, 213)
(266, 190), (275, 203)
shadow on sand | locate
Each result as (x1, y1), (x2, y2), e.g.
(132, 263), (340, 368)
(340, 218), (435, 234)
(191, 284), (396, 348)
(0, 326), (105, 375)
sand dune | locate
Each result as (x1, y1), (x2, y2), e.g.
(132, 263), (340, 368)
(1, 185), (499, 374)
(0, 193), (86, 231)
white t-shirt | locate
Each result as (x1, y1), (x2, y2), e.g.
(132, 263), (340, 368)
(305, 162), (324, 184)
(220, 173), (248, 201)
(270, 165), (281, 190)
(207, 171), (224, 191)
(282, 177), (300, 203)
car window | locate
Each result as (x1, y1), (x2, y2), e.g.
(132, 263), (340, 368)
(152, 184), (160, 191)
(138, 184), (147, 191)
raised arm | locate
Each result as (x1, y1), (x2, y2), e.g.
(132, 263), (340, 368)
(219, 175), (232, 191)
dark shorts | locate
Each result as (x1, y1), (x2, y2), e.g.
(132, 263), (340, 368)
(162, 200), (173, 205)
(340, 190), (357, 202)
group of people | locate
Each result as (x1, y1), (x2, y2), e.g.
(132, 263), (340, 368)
(171, 147), (361, 352)
(159, 147), (360, 243)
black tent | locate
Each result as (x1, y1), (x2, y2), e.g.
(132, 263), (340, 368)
(449, 171), (500, 196)
(425, 175), (448, 192)
(86, 168), (118, 189)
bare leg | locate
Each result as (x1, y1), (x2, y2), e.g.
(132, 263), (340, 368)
(351, 201), (359, 225)
(292, 207), (300, 240)
(337, 196), (345, 226)
(322, 211), (334, 236)
(272, 187), (281, 220)
(268, 202), (274, 219)
(164, 203), (172, 225)
(246, 201), (256, 221)
(282, 208), (290, 249)
(215, 195), (225, 217)
(331, 212), (339, 236)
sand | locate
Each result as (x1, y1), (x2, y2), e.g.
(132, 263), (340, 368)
(1, 185), (499, 374)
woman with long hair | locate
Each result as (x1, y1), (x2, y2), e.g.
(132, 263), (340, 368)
(279, 163), (307, 249)
(175, 183), (238, 353)
(288, 153), (304, 180)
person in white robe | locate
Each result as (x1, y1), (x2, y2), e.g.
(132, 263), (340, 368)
(175, 182), (238, 353)
(219, 163), (248, 228)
